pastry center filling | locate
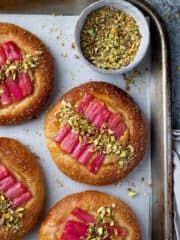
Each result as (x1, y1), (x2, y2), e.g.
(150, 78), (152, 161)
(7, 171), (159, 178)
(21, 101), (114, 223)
(0, 41), (41, 107)
(60, 205), (128, 239)
(54, 94), (134, 174)
(0, 164), (32, 230)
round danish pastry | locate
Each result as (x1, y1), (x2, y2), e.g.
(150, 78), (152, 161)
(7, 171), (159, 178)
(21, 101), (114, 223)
(45, 81), (147, 185)
(0, 137), (44, 240)
(0, 23), (54, 124)
(39, 191), (141, 240)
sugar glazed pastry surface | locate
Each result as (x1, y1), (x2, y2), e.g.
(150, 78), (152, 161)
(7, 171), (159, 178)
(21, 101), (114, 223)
(39, 191), (141, 240)
(0, 23), (54, 124)
(0, 137), (44, 240)
(45, 82), (147, 185)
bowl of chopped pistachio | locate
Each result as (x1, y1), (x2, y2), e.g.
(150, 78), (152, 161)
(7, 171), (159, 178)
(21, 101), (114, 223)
(74, 0), (150, 74)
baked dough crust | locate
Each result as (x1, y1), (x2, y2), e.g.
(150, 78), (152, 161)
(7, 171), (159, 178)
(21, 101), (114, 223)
(0, 137), (45, 240)
(38, 191), (141, 240)
(0, 23), (54, 124)
(45, 81), (147, 185)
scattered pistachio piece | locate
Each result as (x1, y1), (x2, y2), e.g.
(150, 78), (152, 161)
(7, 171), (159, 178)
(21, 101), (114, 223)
(128, 188), (138, 198)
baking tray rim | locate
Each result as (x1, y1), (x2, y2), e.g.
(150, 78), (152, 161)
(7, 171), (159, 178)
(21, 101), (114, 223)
(131, 0), (173, 239)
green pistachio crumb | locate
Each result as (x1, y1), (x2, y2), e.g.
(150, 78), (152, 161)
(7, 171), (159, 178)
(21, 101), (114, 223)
(128, 188), (138, 198)
(81, 6), (141, 70)
(0, 193), (24, 230)
(0, 51), (41, 83)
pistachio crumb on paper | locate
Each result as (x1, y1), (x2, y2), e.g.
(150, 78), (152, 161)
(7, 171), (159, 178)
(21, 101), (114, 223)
(123, 68), (142, 92)
(128, 188), (138, 198)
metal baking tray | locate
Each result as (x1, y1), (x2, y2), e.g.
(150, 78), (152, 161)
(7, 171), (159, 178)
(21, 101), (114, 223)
(0, 0), (173, 239)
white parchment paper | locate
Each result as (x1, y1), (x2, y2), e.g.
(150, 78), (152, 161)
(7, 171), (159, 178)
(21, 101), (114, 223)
(0, 15), (152, 240)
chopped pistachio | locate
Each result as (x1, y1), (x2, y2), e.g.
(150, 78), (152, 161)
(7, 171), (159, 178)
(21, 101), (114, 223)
(81, 6), (141, 70)
(0, 51), (41, 83)
(97, 227), (104, 236)
(128, 188), (138, 198)
(96, 215), (102, 224)
(119, 150), (127, 158)
(97, 206), (115, 225)
(0, 193), (24, 230)
(82, 204), (128, 240)
(85, 224), (109, 240)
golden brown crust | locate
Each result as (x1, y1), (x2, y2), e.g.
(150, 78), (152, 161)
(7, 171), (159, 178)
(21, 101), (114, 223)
(38, 191), (141, 240)
(0, 137), (45, 240)
(45, 81), (147, 185)
(0, 23), (54, 124)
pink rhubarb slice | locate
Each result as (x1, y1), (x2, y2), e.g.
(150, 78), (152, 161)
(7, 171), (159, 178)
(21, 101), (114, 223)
(0, 165), (9, 180)
(114, 122), (127, 139)
(88, 153), (105, 174)
(76, 94), (94, 114)
(78, 144), (94, 165)
(54, 125), (71, 144)
(93, 108), (111, 128)
(6, 79), (23, 102)
(117, 227), (127, 237)
(5, 182), (26, 200)
(107, 113), (121, 130)
(61, 220), (87, 240)
(0, 84), (12, 105)
(3, 41), (22, 62)
(84, 100), (105, 122)
(61, 131), (79, 154)
(71, 142), (87, 160)
(61, 233), (78, 240)
(12, 192), (32, 209)
(18, 72), (33, 97)
(0, 176), (16, 192)
(0, 45), (7, 66)
(71, 208), (95, 224)
(106, 225), (127, 237)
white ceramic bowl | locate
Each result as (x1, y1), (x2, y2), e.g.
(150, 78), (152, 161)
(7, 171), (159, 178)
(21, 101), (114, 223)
(74, 0), (150, 75)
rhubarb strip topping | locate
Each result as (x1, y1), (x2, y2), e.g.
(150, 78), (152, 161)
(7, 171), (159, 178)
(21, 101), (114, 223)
(71, 208), (95, 224)
(0, 164), (32, 208)
(0, 41), (41, 106)
(60, 205), (127, 240)
(0, 164), (32, 230)
(54, 97), (133, 174)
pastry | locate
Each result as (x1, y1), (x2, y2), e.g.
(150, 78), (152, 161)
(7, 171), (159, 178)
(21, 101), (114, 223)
(39, 191), (141, 240)
(0, 137), (44, 240)
(0, 23), (54, 124)
(45, 82), (147, 185)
